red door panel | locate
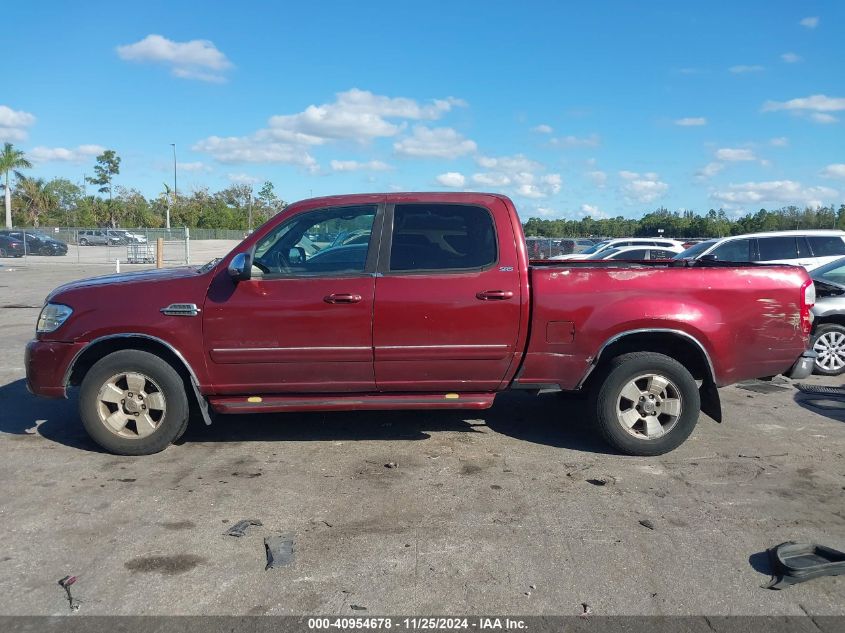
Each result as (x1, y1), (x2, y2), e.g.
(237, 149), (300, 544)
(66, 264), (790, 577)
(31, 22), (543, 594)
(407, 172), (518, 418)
(203, 275), (376, 394)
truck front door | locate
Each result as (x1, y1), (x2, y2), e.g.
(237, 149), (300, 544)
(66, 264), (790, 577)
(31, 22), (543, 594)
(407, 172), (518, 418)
(202, 204), (382, 394)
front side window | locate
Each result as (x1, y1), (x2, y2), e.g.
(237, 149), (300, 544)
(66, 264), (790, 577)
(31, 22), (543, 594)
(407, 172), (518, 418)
(389, 204), (496, 272)
(710, 239), (753, 262)
(757, 236), (798, 261)
(253, 205), (376, 276)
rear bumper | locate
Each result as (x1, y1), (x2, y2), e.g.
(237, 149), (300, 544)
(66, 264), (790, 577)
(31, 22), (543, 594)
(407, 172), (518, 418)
(786, 350), (817, 380)
(25, 339), (86, 398)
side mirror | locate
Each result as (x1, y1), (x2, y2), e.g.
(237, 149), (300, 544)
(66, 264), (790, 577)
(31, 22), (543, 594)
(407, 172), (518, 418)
(228, 252), (252, 281)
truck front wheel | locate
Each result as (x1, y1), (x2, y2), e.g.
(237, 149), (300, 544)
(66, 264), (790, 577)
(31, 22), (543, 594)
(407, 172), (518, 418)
(79, 350), (189, 455)
(590, 352), (700, 456)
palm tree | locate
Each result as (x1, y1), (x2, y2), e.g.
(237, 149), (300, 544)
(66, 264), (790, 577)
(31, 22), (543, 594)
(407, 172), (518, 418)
(0, 143), (32, 228)
(16, 176), (58, 228)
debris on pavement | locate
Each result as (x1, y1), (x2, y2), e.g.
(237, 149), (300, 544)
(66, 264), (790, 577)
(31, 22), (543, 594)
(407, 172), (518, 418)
(384, 461), (397, 469)
(579, 602), (593, 619)
(223, 519), (263, 537)
(58, 575), (80, 611)
(763, 541), (845, 590)
(350, 604), (368, 611)
(639, 519), (655, 530)
(264, 535), (295, 570)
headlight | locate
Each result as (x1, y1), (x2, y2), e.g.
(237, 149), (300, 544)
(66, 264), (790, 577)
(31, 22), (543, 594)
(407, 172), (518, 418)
(36, 303), (74, 334)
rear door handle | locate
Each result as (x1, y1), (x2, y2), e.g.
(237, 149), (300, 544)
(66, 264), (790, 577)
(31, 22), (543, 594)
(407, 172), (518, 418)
(324, 293), (363, 304)
(476, 290), (514, 301)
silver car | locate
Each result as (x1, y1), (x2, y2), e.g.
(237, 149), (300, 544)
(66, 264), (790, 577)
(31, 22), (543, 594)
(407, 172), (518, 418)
(810, 257), (845, 375)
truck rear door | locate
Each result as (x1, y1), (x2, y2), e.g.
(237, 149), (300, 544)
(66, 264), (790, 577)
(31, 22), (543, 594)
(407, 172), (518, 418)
(372, 199), (522, 391)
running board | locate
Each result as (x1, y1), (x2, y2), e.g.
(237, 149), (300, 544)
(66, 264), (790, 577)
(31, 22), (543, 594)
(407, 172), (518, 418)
(208, 392), (497, 414)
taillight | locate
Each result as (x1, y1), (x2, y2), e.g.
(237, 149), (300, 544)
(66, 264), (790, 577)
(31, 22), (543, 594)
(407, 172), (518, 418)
(800, 278), (815, 336)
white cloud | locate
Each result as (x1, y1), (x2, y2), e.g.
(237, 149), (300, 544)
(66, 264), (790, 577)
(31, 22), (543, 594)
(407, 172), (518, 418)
(330, 159), (392, 172)
(0, 105), (36, 142)
(696, 162), (725, 180)
(619, 170), (669, 203)
(471, 154), (561, 199)
(770, 137), (789, 147)
(270, 89), (466, 144)
(821, 164), (845, 179)
(799, 16), (819, 29)
(763, 94), (845, 124)
(550, 133), (600, 148)
(716, 148), (757, 161)
(177, 161), (211, 172)
(29, 144), (105, 163)
(711, 180), (837, 208)
(781, 52), (802, 63)
(436, 172), (466, 188)
(227, 173), (260, 185)
(532, 124), (553, 134)
(116, 34), (233, 82)
(580, 204), (605, 217)
(674, 117), (707, 126)
(393, 126), (476, 159)
(588, 170), (607, 187)
(192, 135), (318, 171)
(729, 65), (764, 74)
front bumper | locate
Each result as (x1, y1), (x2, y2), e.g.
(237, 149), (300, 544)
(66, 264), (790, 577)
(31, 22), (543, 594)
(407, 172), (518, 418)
(25, 339), (86, 398)
(786, 350), (817, 380)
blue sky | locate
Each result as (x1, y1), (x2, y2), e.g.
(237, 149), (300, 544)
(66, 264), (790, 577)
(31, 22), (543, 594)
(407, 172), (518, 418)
(3, 0), (844, 219)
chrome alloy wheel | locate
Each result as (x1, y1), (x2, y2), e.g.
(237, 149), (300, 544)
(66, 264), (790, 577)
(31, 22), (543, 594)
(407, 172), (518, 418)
(813, 330), (845, 373)
(615, 373), (682, 440)
(96, 372), (167, 439)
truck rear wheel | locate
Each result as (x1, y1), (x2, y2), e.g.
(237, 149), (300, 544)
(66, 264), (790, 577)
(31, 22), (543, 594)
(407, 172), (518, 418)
(590, 352), (700, 456)
(79, 350), (189, 455)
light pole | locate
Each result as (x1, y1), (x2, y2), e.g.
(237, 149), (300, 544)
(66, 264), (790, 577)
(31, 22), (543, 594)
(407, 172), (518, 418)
(168, 143), (177, 230)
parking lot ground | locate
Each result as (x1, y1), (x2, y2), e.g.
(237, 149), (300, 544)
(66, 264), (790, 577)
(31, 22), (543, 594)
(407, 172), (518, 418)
(0, 262), (843, 616)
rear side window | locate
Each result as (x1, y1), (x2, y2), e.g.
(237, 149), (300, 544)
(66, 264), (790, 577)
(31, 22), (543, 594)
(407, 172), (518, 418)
(389, 204), (497, 272)
(757, 237), (798, 261)
(710, 239), (753, 262)
(807, 235), (845, 257)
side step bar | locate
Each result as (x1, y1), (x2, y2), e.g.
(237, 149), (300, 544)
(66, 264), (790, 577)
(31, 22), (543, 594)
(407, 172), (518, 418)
(208, 392), (497, 414)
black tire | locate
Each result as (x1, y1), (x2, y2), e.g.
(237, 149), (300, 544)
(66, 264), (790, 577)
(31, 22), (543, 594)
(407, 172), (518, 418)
(811, 323), (845, 376)
(0, 248), (6, 257)
(79, 238), (89, 246)
(39, 246), (52, 256)
(590, 352), (700, 456)
(79, 350), (189, 455)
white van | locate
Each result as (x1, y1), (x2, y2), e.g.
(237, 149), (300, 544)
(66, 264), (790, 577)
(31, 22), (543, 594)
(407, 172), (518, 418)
(675, 230), (845, 271)
(552, 237), (685, 260)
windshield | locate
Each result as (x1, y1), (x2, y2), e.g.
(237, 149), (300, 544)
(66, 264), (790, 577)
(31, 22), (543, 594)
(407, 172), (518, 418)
(588, 247), (621, 260)
(674, 240), (716, 259)
(811, 257), (845, 286)
(579, 240), (610, 255)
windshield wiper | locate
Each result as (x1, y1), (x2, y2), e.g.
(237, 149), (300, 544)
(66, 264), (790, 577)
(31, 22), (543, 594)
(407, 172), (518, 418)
(197, 257), (221, 273)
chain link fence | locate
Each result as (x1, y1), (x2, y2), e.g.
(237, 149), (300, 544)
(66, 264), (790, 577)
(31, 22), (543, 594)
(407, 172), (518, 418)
(0, 227), (191, 265)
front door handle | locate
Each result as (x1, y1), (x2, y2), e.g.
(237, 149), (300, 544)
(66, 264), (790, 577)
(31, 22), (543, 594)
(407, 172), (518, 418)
(476, 290), (514, 301)
(324, 293), (363, 304)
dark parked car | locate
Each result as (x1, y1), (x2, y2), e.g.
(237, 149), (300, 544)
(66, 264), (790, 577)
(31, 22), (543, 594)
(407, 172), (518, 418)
(0, 230), (68, 256)
(0, 234), (25, 257)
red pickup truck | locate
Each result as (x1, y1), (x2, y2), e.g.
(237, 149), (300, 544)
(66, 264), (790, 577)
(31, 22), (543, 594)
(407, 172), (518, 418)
(26, 193), (816, 456)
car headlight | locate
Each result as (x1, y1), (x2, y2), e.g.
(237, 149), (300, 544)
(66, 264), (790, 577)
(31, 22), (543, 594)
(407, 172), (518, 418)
(36, 303), (74, 334)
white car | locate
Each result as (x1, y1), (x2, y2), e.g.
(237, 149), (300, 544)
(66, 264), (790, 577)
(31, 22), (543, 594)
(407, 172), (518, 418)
(674, 230), (845, 271)
(551, 238), (685, 260)
(584, 245), (680, 261)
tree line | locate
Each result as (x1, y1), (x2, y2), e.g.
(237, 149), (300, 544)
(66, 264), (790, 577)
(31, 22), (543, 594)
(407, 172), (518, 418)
(1, 143), (286, 230)
(3, 142), (844, 237)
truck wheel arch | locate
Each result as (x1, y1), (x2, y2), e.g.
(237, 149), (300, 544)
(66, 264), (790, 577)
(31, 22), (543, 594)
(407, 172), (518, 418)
(65, 335), (206, 420)
(580, 329), (716, 388)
